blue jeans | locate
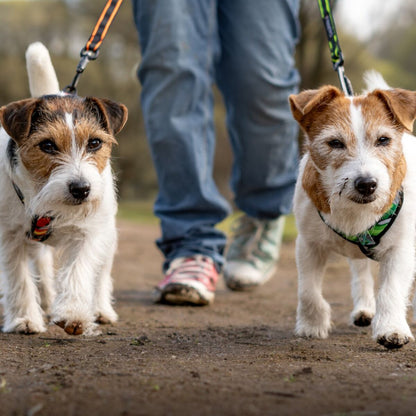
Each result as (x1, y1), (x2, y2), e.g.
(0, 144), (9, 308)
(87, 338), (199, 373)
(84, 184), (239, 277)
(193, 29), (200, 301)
(132, 0), (300, 270)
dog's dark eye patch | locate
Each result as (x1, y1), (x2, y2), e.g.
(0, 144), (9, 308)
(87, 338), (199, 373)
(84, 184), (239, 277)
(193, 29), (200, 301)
(29, 105), (66, 136)
(86, 101), (107, 131)
(29, 107), (44, 136)
(38, 139), (59, 155)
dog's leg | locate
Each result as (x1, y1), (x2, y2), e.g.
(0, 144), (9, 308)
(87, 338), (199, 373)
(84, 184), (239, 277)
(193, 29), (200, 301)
(94, 228), (118, 325)
(32, 245), (56, 316)
(295, 236), (331, 338)
(348, 258), (375, 327)
(0, 237), (46, 334)
(373, 246), (415, 349)
(52, 239), (100, 336)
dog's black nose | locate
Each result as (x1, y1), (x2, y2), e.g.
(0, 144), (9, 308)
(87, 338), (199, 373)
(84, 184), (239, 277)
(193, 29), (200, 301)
(69, 181), (90, 200)
(354, 176), (378, 196)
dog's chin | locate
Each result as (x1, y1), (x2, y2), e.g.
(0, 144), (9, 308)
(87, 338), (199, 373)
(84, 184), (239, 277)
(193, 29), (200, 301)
(63, 196), (100, 211)
(348, 195), (377, 205)
(64, 197), (89, 206)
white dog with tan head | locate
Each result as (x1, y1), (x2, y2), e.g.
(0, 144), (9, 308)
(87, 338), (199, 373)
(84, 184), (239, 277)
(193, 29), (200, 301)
(0, 42), (127, 336)
(289, 73), (416, 349)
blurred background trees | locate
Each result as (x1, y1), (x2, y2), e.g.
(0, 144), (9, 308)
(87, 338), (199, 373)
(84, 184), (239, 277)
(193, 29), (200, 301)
(0, 0), (414, 203)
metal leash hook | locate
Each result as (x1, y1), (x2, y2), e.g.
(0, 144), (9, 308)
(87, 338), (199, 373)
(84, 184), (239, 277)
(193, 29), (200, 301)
(63, 49), (99, 95)
(336, 65), (353, 97)
(317, 0), (354, 96)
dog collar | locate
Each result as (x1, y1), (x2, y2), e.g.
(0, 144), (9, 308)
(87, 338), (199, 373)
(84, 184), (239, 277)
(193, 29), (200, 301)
(318, 190), (404, 261)
(12, 181), (54, 243)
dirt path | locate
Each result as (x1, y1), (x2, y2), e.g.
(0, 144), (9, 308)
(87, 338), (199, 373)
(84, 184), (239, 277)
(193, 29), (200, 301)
(1, 221), (416, 416)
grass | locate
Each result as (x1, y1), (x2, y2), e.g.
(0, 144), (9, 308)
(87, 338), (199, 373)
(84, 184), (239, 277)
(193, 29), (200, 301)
(118, 200), (298, 242)
(117, 200), (158, 225)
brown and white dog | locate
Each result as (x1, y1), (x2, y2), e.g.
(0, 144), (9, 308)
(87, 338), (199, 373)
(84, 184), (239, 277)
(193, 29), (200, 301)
(289, 72), (416, 349)
(0, 42), (127, 335)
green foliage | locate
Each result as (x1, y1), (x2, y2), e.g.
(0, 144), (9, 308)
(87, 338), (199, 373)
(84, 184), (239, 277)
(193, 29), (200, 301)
(118, 200), (158, 224)
(297, 0), (416, 92)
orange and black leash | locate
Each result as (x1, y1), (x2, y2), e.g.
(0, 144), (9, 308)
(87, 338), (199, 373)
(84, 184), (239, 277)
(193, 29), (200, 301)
(64, 0), (124, 94)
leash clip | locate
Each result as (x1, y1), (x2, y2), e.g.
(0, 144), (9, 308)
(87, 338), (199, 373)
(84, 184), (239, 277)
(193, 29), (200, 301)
(63, 49), (99, 95)
(76, 54), (92, 75)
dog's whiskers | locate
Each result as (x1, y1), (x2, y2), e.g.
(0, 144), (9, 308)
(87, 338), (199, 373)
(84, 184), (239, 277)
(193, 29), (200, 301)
(338, 178), (348, 197)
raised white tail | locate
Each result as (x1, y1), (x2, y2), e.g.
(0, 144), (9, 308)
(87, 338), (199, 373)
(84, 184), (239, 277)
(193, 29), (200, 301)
(25, 42), (60, 97)
(363, 70), (391, 92)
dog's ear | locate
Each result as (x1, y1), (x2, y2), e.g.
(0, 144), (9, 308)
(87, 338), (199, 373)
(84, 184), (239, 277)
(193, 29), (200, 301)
(0, 98), (40, 142)
(371, 89), (416, 132)
(289, 86), (342, 131)
(85, 97), (128, 135)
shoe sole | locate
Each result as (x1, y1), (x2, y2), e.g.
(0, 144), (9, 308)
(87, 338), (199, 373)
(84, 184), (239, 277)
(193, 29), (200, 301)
(153, 283), (214, 306)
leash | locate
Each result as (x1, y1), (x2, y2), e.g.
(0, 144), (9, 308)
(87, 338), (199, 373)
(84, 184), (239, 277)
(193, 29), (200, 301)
(317, 0), (354, 96)
(63, 0), (124, 94)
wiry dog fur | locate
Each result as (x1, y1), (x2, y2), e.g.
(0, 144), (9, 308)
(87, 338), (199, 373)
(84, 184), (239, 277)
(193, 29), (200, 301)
(0, 42), (127, 336)
(289, 72), (416, 349)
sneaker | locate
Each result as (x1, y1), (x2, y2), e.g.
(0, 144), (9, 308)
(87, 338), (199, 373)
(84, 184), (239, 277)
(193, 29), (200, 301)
(223, 215), (285, 291)
(153, 255), (218, 305)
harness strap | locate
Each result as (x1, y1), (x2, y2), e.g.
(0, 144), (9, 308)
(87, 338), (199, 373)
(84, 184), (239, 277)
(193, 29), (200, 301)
(63, 0), (124, 94)
(317, 0), (354, 96)
(319, 190), (404, 261)
(12, 181), (25, 205)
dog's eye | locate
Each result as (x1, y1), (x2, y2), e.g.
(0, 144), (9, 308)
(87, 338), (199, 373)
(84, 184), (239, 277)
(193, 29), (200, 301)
(87, 138), (103, 152)
(376, 136), (391, 147)
(327, 139), (345, 149)
(38, 139), (58, 155)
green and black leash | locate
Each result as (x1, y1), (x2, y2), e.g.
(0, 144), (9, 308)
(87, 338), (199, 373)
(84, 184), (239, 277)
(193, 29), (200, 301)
(64, 0), (124, 94)
(317, 0), (354, 96)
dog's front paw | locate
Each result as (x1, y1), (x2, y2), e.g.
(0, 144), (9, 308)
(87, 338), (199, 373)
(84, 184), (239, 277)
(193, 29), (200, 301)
(55, 320), (84, 335)
(373, 314), (414, 349)
(296, 297), (331, 339)
(295, 321), (331, 339)
(351, 309), (374, 327)
(3, 317), (46, 334)
(376, 331), (414, 349)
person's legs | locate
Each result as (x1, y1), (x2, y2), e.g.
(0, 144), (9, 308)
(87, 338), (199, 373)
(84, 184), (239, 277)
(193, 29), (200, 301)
(132, 0), (230, 303)
(216, 0), (300, 289)
(133, 0), (230, 267)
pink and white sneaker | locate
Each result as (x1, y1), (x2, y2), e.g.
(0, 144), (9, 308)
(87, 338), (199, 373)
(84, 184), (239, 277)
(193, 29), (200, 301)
(153, 255), (218, 305)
